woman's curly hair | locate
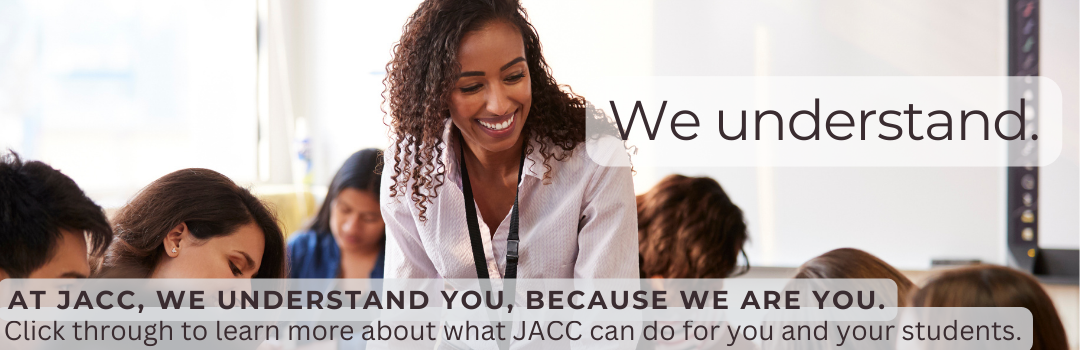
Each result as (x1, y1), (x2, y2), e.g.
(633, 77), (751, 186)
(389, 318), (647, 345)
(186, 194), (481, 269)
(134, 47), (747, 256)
(637, 175), (749, 279)
(383, 0), (587, 220)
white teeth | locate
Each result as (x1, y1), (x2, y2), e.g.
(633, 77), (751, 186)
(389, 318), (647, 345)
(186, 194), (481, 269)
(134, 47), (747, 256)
(479, 114), (514, 131)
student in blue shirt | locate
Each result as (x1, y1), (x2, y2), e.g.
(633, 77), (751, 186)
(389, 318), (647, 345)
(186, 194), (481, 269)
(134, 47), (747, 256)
(288, 148), (385, 279)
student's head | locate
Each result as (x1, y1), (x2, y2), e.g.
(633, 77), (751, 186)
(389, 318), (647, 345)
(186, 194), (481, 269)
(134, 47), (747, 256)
(794, 248), (917, 306)
(637, 174), (748, 279)
(98, 168), (286, 279)
(385, 0), (588, 219)
(0, 152), (112, 280)
(309, 149), (385, 252)
(911, 265), (1067, 350)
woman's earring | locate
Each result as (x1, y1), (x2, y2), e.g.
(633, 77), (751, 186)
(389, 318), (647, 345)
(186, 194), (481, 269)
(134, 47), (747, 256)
(172, 248), (177, 253)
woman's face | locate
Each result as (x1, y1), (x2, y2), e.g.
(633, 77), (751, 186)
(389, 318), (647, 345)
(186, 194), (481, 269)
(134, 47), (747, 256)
(449, 20), (532, 154)
(153, 222), (266, 278)
(330, 188), (384, 253)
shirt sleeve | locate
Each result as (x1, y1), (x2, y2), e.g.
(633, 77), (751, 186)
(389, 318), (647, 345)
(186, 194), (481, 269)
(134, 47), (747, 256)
(285, 231), (307, 279)
(380, 151), (441, 279)
(574, 159), (640, 279)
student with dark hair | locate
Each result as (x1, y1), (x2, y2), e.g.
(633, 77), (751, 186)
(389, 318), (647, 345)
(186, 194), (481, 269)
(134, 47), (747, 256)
(0, 151), (112, 280)
(288, 148), (385, 279)
(637, 174), (749, 279)
(759, 248), (917, 350)
(635, 174), (753, 350)
(794, 248), (918, 306)
(912, 265), (1068, 350)
(96, 168), (286, 279)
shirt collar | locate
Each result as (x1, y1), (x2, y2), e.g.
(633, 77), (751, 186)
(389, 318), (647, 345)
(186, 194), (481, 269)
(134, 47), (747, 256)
(442, 118), (544, 188)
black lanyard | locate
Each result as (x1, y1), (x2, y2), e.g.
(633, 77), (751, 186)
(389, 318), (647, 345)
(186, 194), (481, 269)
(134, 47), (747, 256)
(459, 137), (525, 280)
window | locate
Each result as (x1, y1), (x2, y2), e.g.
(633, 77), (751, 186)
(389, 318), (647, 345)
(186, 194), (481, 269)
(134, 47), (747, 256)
(0, 0), (257, 207)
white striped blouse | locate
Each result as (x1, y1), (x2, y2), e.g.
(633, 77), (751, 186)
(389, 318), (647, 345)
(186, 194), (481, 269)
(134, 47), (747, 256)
(380, 119), (640, 280)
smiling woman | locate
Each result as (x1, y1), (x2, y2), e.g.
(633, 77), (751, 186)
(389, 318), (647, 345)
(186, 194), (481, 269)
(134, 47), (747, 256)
(95, 168), (286, 279)
(380, 0), (638, 281)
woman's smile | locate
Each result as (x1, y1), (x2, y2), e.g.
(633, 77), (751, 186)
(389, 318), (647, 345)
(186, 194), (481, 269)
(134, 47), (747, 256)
(475, 109), (517, 137)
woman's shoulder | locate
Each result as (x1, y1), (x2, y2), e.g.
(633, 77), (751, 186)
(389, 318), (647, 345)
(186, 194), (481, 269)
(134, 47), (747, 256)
(528, 136), (631, 183)
(286, 230), (334, 255)
(287, 229), (320, 246)
(575, 134), (633, 170)
(286, 230), (340, 278)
